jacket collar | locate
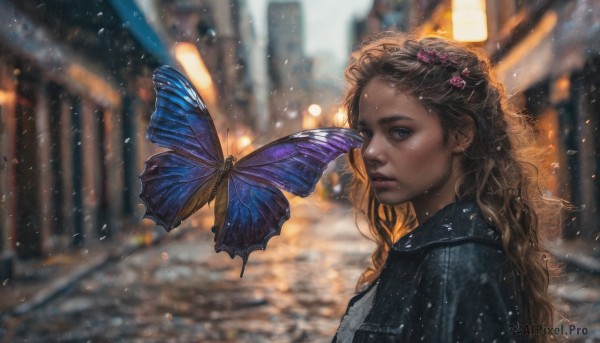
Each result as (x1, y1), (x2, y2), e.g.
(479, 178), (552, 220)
(392, 201), (502, 253)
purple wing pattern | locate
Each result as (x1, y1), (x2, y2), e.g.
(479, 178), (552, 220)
(147, 65), (223, 164)
(213, 174), (290, 277)
(140, 151), (219, 231)
(234, 128), (363, 196)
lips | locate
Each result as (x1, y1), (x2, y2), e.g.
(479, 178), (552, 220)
(371, 176), (395, 181)
(369, 172), (394, 181)
(369, 172), (396, 189)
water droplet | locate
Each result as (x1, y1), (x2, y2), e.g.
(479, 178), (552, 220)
(567, 150), (578, 155)
(124, 137), (131, 143)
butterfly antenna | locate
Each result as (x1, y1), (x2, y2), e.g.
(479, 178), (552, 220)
(226, 128), (230, 156)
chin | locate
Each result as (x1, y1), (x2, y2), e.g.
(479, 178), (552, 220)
(373, 193), (406, 206)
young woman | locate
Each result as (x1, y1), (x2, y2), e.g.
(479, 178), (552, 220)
(334, 33), (561, 342)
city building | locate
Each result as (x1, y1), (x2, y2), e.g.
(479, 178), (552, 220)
(267, 1), (312, 136)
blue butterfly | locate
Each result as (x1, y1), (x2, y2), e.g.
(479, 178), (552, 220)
(140, 66), (363, 276)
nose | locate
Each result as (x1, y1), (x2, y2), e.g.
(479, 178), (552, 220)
(362, 134), (386, 166)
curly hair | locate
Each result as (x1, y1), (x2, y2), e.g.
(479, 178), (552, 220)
(343, 32), (562, 333)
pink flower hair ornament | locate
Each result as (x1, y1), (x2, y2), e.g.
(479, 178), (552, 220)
(417, 48), (468, 89)
(449, 75), (467, 89)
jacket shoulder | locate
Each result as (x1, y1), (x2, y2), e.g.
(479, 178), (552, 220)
(393, 201), (502, 253)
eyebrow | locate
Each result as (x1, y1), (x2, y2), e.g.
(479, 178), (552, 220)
(357, 114), (413, 127)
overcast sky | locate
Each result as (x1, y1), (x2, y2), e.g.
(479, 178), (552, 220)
(247, 0), (372, 75)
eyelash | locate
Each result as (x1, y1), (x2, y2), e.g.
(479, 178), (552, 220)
(358, 127), (410, 140)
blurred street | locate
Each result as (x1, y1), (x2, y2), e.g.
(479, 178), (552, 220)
(1, 198), (600, 342)
(1, 199), (376, 343)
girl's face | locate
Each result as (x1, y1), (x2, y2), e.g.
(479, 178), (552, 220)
(357, 77), (467, 220)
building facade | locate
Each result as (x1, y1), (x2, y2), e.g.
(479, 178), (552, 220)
(0, 0), (263, 281)
(0, 0), (164, 280)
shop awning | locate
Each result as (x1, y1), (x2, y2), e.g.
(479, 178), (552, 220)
(108, 0), (175, 66)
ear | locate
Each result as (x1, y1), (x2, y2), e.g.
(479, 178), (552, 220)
(451, 124), (475, 153)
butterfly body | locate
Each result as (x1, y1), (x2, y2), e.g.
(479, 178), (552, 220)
(140, 65), (363, 276)
(208, 155), (235, 204)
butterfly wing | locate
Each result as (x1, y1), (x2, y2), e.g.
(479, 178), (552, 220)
(213, 174), (290, 277)
(140, 152), (219, 230)
(147, 65), (224, 164)
(140, 65), (223, 230)
(235, 128), (363, 196)
(212, 128), (363, 276)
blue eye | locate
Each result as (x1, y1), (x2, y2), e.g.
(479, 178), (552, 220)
(390, 127), (410, 139)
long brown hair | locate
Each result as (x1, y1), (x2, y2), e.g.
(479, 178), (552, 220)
(343, 33), (562, 331)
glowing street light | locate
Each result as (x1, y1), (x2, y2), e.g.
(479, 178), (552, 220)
(307, 104), (322, 117)
(452, 0), (488, 42)
(333, 108), (348, 127)
(236, 134), (253, 153)
(174, 42), (217, 106)
(0, 89), (15, 105)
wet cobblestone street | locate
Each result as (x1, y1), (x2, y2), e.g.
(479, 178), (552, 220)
(1, 200), (375, 343)
(2, 199), (600, 342)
